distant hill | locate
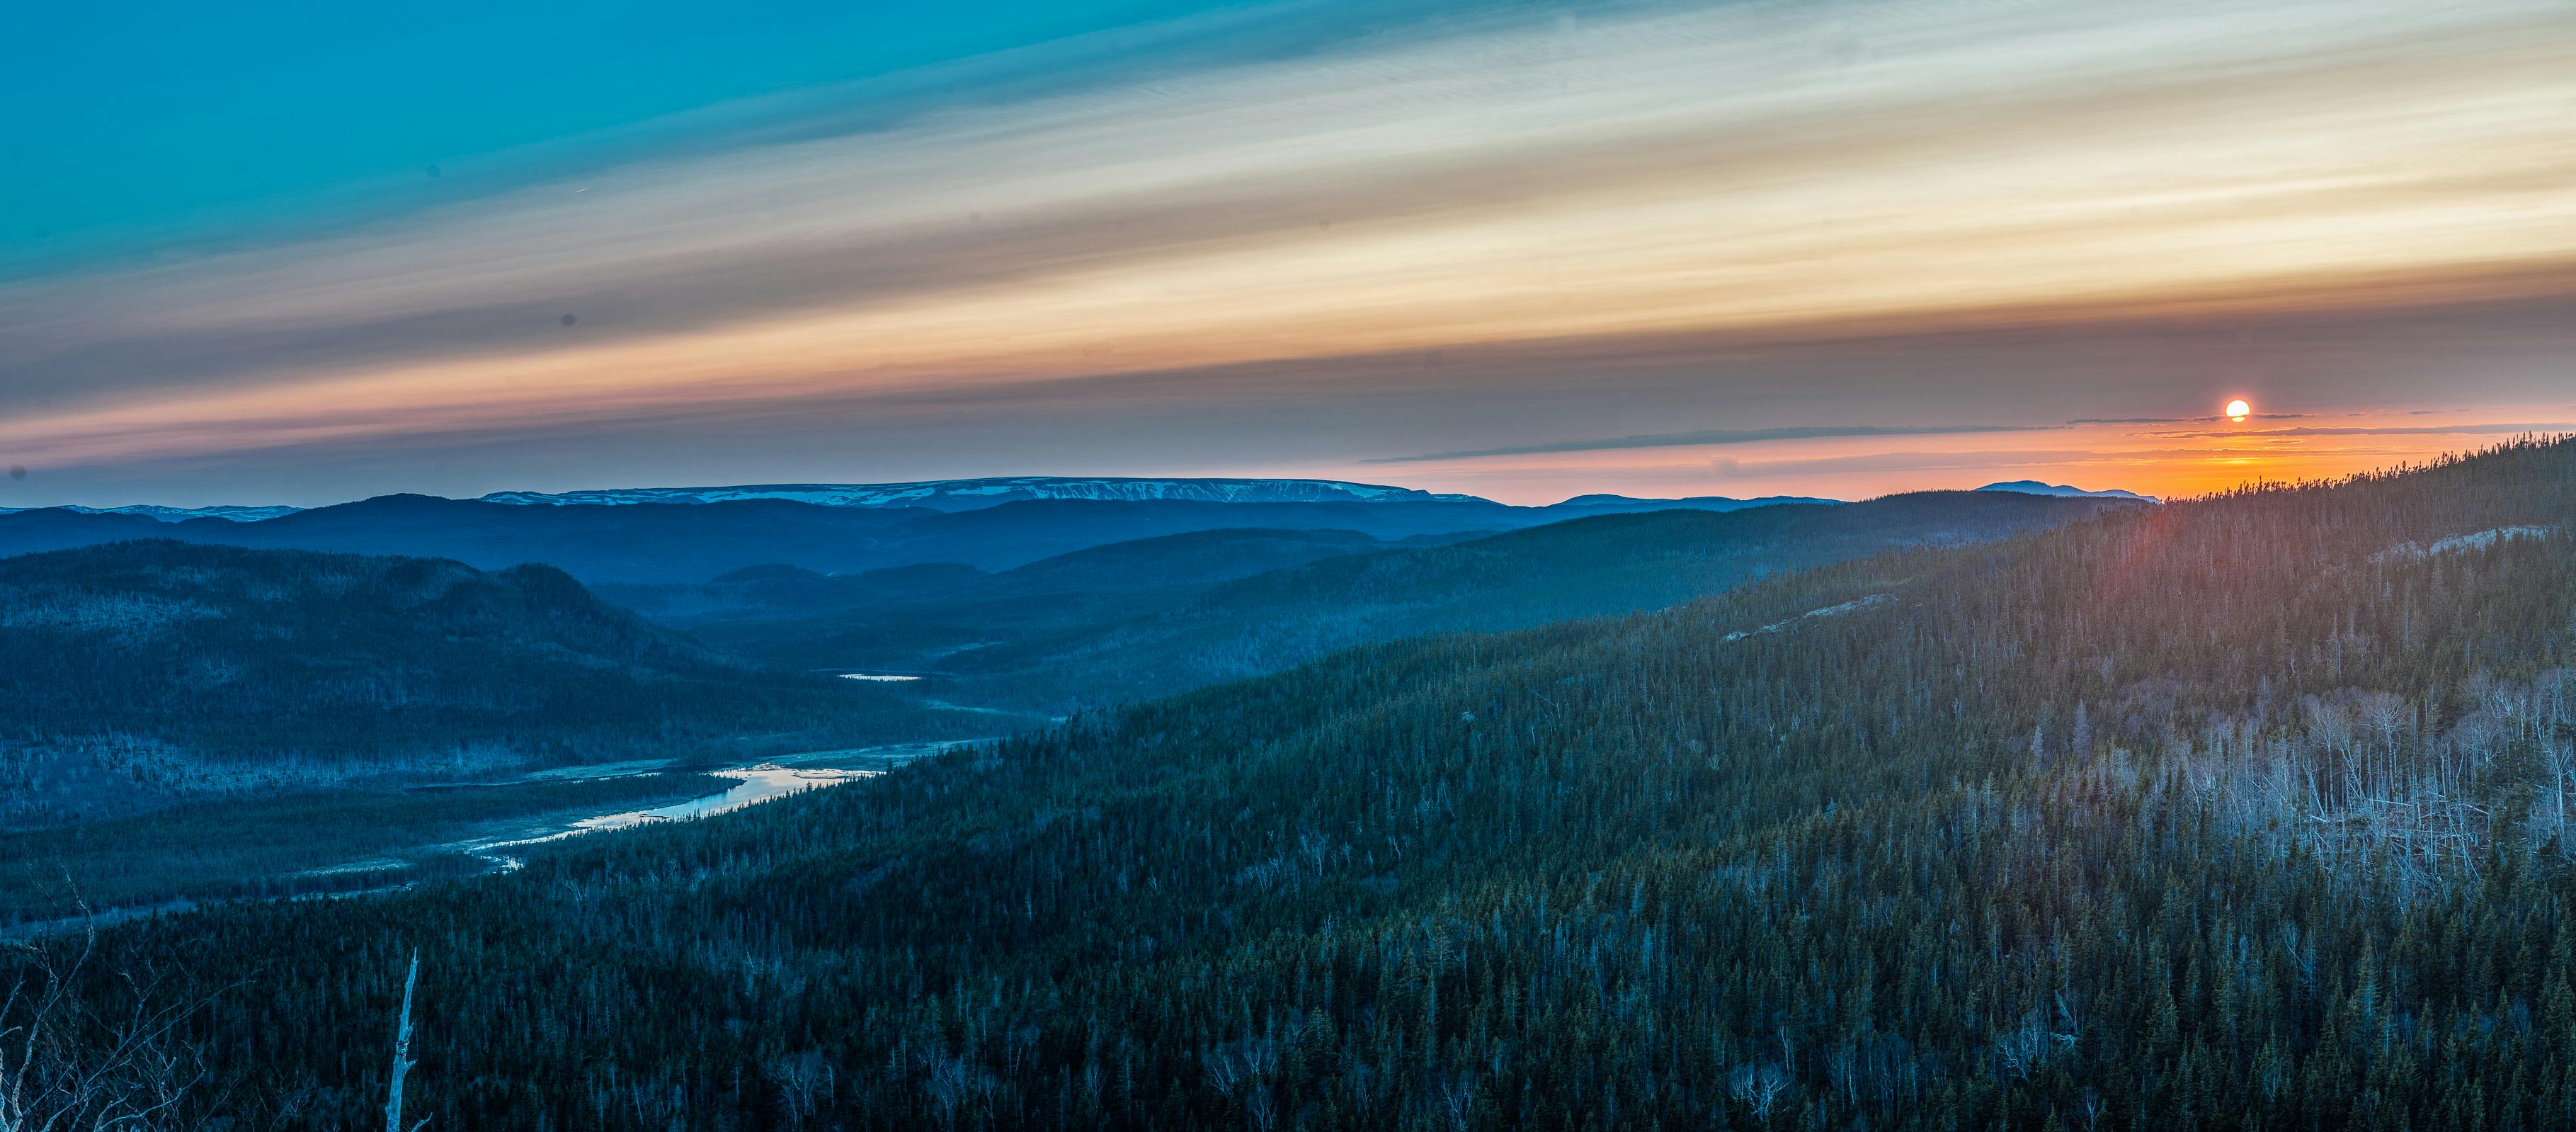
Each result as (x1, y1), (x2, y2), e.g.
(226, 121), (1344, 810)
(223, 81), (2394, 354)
(1977, 479), (2159, 502)
(0, 541), (969, 827)
(0, 503), (301, 522)
(481, 475), (1488, 511)
(0, 494), (1549, 584)
(595, 526), (1474, 624)
(0, 481), (1856, 584)
(6, 477), (1845, 523)
(695, 489), (2141, 709)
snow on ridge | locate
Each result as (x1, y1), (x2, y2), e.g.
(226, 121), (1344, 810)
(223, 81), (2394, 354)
(479, 477), (1491, 510)
(1723, 593), (1893, 642)
(1976, 480), (2160, 504)
(1549, 493), (1838, 511)
(0, 504), (302, 523)
(2372, 526), (2555, 563)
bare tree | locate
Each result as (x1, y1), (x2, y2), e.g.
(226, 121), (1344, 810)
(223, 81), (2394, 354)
(0, 932), (215, 1131)
(1728, 1061), (1791, 1123)
(1434, 1070), (1478, 1132)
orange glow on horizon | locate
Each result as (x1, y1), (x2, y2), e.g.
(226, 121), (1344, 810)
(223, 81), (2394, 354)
(1292, 407), (2574, 506)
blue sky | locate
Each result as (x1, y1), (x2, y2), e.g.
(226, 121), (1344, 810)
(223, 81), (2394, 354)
(3, 0), (1317, 268)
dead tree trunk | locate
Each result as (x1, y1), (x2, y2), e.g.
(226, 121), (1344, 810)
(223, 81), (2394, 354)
(384, 948), (420, 1132)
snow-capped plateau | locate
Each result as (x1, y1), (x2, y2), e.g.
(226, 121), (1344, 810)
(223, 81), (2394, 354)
(1975, 481), (2160, 503)
(479, 477), (1493, 512)
(0, 504), (304, 522)
(1549, 494), (1837, 512)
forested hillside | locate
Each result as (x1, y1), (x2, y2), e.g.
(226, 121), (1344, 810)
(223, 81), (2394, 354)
(0, 541), (966, 825)
(597, 526), (1441, 625)
(703, 491), (2132, 710)
(13, 438), (2576, 1130)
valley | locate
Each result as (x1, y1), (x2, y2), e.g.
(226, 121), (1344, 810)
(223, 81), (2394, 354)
(0, 484), (2120, 933)
(666, 491), (2136, 713)
(3, 741), (966, 934)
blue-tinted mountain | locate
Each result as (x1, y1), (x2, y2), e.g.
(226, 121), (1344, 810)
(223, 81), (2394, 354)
(481, 476), (1488, 511)
(0, 540), (969, 827)
(0, 503), (302, 522)
(0, 494), (1541, 584)
(597, 526), (1467, 624)
(1977, 479), (2159, 502)
(695, 489), (2141, 708)
(0, 482), (1864, 586)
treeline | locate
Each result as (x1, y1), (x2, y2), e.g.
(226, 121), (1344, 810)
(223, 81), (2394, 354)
(11, 438), (2576, 1129)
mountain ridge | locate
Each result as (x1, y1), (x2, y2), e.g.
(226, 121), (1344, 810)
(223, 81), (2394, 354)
(479, 476), (1491, 511)
(0, 494), (1588, 584)
(693, 489), (2143, 708)
(1976, 479), (2159, 502)
(0, 540), (972, 827)
(1, 478), (1854, 527)
(0, 504), (302, 522)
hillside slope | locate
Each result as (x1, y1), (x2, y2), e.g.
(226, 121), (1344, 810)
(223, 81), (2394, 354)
(704, 490), (2134, 708)
(596, 526), (1434, 625)
(0, 540), (966, 826)
(25, 438), (2576, 1131)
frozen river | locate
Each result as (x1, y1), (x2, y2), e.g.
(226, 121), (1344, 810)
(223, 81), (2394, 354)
(564, 763), (873, 831)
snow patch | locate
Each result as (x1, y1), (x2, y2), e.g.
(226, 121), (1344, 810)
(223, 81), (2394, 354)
(2372, 526), (2554, 562)
(0, 504), (302, 522)
(1723, 594), (1892, 642)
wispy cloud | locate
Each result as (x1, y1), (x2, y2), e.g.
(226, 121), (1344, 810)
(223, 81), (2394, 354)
(2, 0), (2572, 489)
(1706, 447), (2223, 478)
(2070, 414), (2306, 424)
(1367, 424), (2058, 464)
(2150, 422), (2571, 438)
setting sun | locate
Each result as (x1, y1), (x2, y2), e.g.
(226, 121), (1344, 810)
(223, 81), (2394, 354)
(2225, 398), (2252, 421)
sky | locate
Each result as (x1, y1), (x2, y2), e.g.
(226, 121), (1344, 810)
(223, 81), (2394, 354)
(2, 0), (2572, 507)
